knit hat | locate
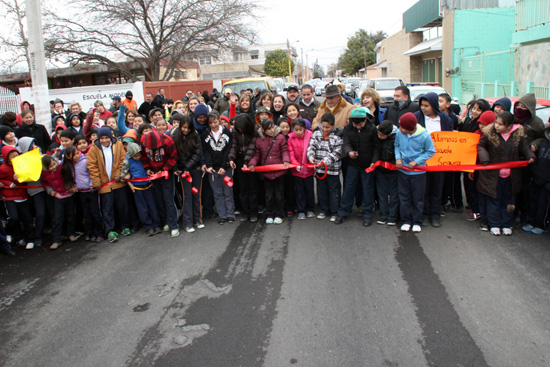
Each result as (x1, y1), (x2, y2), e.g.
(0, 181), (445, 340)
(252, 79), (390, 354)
(194, 103), (209, 118)
(126, 142), (141, 157)
(0, 125), (14, 141)
(98, 126), (114, 140)
(399, 112), (417, 131)
(477, 110), (496, 126)
(126, 90), (133, 97)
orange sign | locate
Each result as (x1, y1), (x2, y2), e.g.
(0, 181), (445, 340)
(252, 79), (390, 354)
(426, 131), (480, 169)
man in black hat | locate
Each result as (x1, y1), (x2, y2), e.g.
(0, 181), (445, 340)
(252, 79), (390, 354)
(312, 85), (353, 130)
(286, 83), (301, 103)
(109, 96), (122, 113)
(122, 90), (138, 112)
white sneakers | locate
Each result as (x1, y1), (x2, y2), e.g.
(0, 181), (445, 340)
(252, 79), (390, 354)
(400, 224), (421, 233)
(412, 225), (422, 233)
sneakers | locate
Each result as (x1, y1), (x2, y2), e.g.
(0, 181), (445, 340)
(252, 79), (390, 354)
(431, 219), (441, 228)
(163, 225), (170, 232)
(240, 214), (249, 222)
(25, 242), (34, 250)
(297, 213), (306, 220)
(266, 217), (274, 224)
(376, 219), (387, 225)
(286, 211), (293, 218)
(227, 217), (235, 223)
(401, 224), (411, 232)
(218, 218), (226, 225)
(522, 224), (534, 232)
(467, 212), (481, 221)
(502, 228), (512, 236)
(250, 215), (258, 223)
(363, 218), (372, 227)
(234, 210), (241, 215)
(333, 216), (343, 224)
(317, 212), (327, 219)
(531, 227), (548, 235)
(490, 227), (501, 236)
(306, 211), (315, 218)
(171, 228), (180, 237)
(147, 228), (156, 236)
(184, 226), (196, 233)
(412, 225), (422, 233)
(274, 217), (284, 225)
(50, 242), (61, 250)
(94, 236), (105, 243)
(68, 233), (81, 242)
(195, 222), (205, 229)
(480, 221), (489, 231)
(387, 221), (397, 226)
(108, 231), (118, 243)
(121, 228), (132, 236)
(153, 227), (162, 235)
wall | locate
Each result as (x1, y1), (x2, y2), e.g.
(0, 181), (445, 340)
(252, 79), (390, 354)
(441, 9), (455, 92)
(377, 29), (423, 82)
(452, 7), (515, 103)
(515, 42), (550, 95)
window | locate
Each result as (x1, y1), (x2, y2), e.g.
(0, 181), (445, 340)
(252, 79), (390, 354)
(175, 70), (186, 79)
(250, 50), (259, 60)
(199, 56), (211, 65)
(233, 52), (244, 62)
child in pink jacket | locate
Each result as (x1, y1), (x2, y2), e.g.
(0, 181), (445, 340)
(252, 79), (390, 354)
(287, 118), (315, 219)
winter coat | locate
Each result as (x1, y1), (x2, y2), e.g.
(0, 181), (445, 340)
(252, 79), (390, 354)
(531, 127), (550, 187)
(74, 152), (93, 191)
(202, 126), (232, 171)
(140, 131), (177, 173)
(384, 99), (420, 126)
(41, 161), (71, 195)
(298, 98), (321, 125)
(0, 146), (27, 200)
(306, 128), (344, 176)
(15, 121), (51, 152)
(514, 93), (545, 147)
(476, 123), (535, 198)
(248, 126), (290, 180)
(228, 130), (257, 165)
(153, 93), (168, 108)
(311, 97), (354, 130)
(376, 124), (398, 173)
(174, 132), (202, 172)
(414, 92), (454, 132)
(18, 137), (45, 196)
(288, 129), (314, 178)
(87, 138), (127, 194)
(342, 117), (380, 169)
(394, 124), (436, 176)
(214, 96), (230, 114)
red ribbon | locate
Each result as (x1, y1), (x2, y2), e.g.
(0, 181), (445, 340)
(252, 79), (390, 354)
(241, 162), (328, 179)
(365, 160), (529, 173)
(101, 170), (169, 188)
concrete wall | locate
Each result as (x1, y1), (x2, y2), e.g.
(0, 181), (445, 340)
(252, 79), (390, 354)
(515, 42), (550, 95)
(377, 29), (423, 82)
(442, 9), (455, 92)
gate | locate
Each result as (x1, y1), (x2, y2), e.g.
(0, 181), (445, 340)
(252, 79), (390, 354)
(0, 86), (21, 115)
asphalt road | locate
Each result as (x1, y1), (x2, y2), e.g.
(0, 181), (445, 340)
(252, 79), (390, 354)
(1, 208), (549, 367)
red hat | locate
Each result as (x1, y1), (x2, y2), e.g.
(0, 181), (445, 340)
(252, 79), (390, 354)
(399, 112), (417, 131)
(477, 111), (496, 126)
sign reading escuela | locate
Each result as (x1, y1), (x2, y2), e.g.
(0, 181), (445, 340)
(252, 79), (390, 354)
(426, 131), (480, 170)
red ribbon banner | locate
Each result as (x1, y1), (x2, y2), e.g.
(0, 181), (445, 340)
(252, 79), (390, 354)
(365, 160), (529, 173)
(242, 162), (328, 179)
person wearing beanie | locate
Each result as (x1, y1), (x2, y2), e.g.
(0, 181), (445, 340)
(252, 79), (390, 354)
(414, 92), (453, 228)
(193, 103), (210, 136)
(121, 142), (161, 237)
(333, 107), (380, 227)
(492, 97), (512, 117)
(122, 90), (138, 112)
(395, 112), (436, 233)
(376, 120), (399, 226)
(87, 126), (132, 243)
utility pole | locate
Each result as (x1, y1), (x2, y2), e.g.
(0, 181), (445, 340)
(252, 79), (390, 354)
(25, 0), (50, 132)
(362, 35), (367, 78)
(301, 47), (304, 85)
(286, 39), (292, 82)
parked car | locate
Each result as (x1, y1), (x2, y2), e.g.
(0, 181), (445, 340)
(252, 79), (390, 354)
(311, 79), (330, 96)
(352, 80), (371, 101)
(485, 96), (550, 125)
(408, 85), (460, 113)
(364, 78), (406, 107)
(345, 77), (362, 97)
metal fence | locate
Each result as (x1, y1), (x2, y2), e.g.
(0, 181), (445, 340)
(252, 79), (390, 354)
(516, 0), (550, 32)
(0, 86), (21, 115)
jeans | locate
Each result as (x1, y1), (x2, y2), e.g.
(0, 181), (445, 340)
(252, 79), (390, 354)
(527, 181), (549, 229)
(317, 174), (341, 215)
(423, 171), (445, 220)
(235, 160), (258, 216)
(52, 195), (76, 243)
(79, 191), (103, 237)
(463, 171), (480, 213)
(134, 186), (161, 230)
(284, 173), (296, 212)
(294, 175), (315, 214)
(338, 165), (375, 218)
(153, 172), (179, 230)
(30, 191), (47, 239)
(376, 170), (399, 222)
(181, 168), (202, 228)
(208, 169), (235, 220)
(101, 187), (130, 235)
(485, 177), (514, 228)
(5, 200), (34, 242)
(398, 172), (426, 226)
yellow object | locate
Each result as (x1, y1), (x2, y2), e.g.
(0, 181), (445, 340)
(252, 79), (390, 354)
(12, 148), (43, 182)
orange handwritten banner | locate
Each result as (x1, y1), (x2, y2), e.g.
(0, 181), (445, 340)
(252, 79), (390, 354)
(426, 131), (480, 170)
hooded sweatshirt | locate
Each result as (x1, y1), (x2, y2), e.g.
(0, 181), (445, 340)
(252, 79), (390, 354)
(0, 145), (28, 200)
(288, 129), (314, 178)
(140, 130), (177, 173)
(514, 93), (545, 147)
(394, 124), (436, 176)
(193, 104), (210, 136)
(414, 92), (453, 132)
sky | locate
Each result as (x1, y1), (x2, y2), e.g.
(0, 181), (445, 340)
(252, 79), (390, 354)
(255, 0), (419, 70)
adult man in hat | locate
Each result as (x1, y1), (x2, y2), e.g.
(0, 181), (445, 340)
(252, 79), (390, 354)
(214, 88), (232, 114)
(109, 96), (122, 113)
(122, 90), (138, 112)
(333, 107), (380, 227)
(312, 85), (354, 130)
(333, 80), (353, 104)
(286, 83), (301, 103)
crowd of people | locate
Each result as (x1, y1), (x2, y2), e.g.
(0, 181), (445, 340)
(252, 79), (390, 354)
(0, 82), (548, 257)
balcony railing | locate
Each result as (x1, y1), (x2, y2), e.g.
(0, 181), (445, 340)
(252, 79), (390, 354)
(516, 0), (550, 31)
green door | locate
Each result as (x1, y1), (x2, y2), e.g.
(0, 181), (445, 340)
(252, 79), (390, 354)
(423, 60), (429, 82)
(438, 57), (442, 83)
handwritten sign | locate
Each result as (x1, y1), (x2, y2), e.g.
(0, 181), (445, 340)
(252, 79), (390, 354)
(12, 148), (43, 182)
(426, 131), (480, 170)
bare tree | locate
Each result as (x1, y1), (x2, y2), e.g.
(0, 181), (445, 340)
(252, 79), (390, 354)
(0, 0), (30, 72)
(48, 0), (258, 81)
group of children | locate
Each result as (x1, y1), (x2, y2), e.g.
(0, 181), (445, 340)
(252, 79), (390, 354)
(0, 90), (548, 256)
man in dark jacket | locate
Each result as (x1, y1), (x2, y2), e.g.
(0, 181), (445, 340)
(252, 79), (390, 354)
(298, 84), (320, 124)
(138, 92), (155, 121)
(413, 92), (453, 228)
(384, 86), (419, 126)
(334, 107), (380, 227)
(214, 88), (231, 114)
(152, 88), (168, 109)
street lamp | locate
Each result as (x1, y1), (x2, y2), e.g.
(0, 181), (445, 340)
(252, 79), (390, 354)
(287, 39), (299, 82)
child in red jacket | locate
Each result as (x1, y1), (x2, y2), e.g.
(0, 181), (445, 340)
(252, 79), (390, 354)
(248, 119), (290, 224)
(0, 146), (35, 249)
